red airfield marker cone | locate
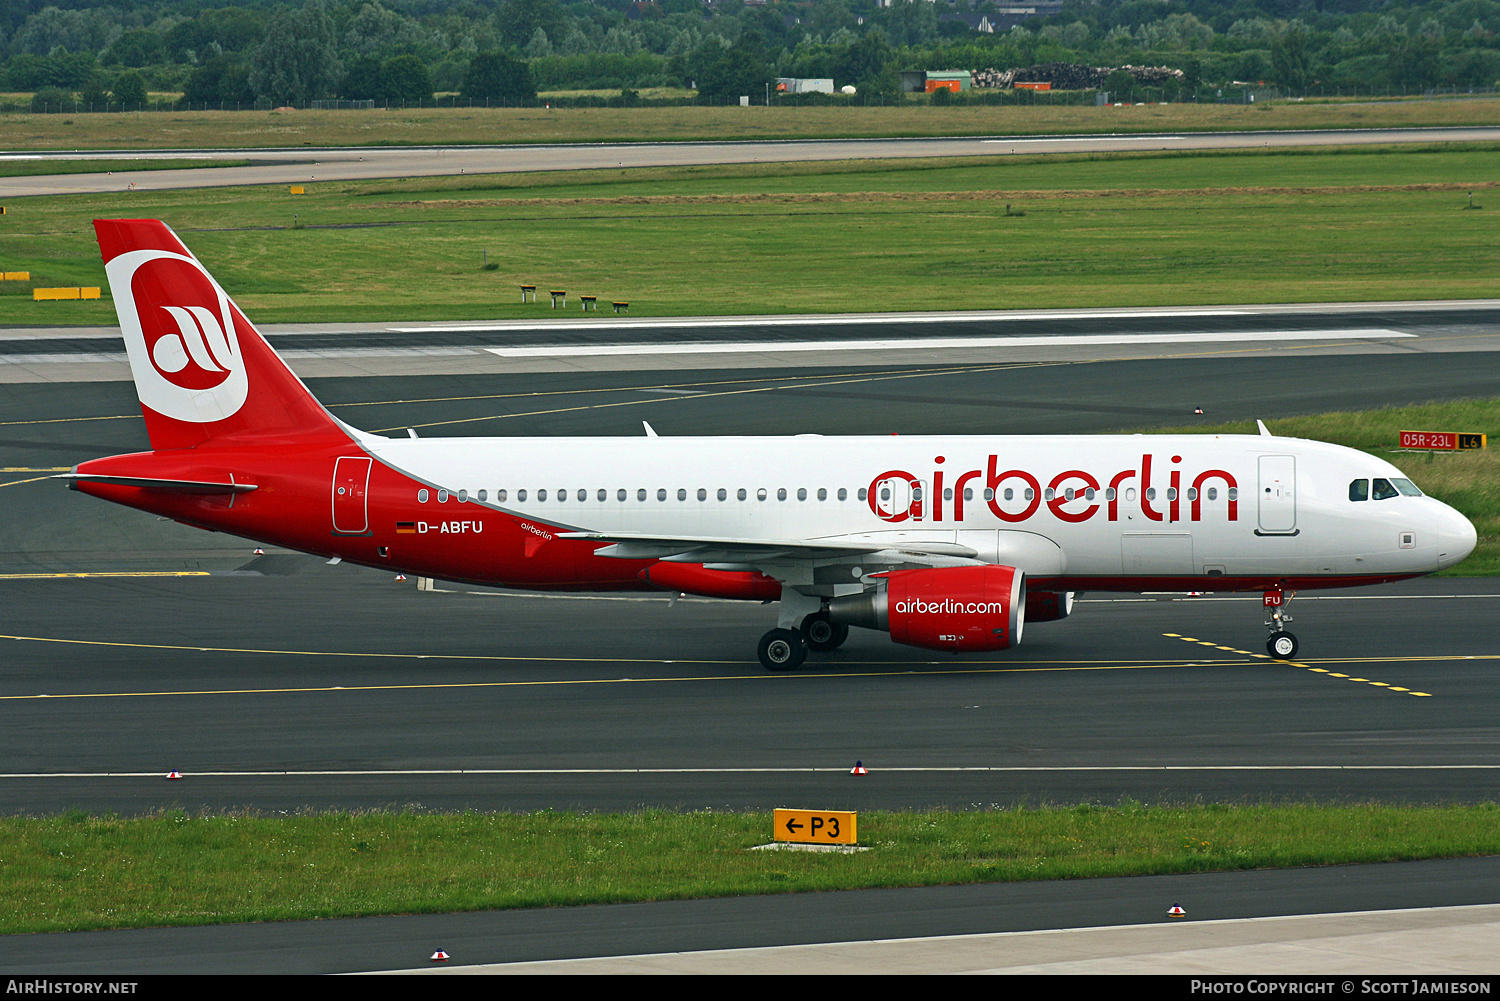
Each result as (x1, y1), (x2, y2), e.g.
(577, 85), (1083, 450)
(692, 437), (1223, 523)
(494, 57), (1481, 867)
(1168, 903), (1187, 917)
(166, 770), (182, 780)
(430, 950), (450, 962)
(253, 548), (265, 555)
(394, 574), (407, 582)
(850, 760), (868, 775)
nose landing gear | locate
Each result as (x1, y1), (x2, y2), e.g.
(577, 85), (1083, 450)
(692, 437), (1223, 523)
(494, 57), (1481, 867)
(1264, 587), (1299, 659)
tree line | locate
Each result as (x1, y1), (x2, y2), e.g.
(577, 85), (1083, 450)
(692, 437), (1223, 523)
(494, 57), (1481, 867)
(4, 0), (1499, 110)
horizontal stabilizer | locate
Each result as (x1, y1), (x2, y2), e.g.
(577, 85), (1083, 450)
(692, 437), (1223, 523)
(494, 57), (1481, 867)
(60, 473), (257, 495)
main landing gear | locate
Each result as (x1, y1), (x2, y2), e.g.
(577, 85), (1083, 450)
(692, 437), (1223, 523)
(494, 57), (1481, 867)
(801, 610), (850, 652)
(756, 610), (850, 671)
(1264, 587), (1299, 659)
(757, 629), (805, 671)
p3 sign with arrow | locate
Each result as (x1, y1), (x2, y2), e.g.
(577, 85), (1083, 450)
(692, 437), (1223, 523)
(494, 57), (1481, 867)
(774, 808), (858, 845)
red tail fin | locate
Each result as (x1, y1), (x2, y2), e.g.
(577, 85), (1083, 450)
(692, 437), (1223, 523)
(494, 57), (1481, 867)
(95, 219), (349, 451)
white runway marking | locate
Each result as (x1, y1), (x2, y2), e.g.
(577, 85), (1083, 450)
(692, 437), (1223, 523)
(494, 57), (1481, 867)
(482, 329), (1414, 359)
(391, 309), (1248, 334)
(981, 135), (1185, 143)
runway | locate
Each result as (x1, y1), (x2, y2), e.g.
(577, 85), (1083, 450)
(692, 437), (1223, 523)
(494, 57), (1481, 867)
(2, 571), (1499, 815)
(4, 126), (1499, 196)
(6, 300), (1500, 385)
(2, 307), (1498, 972)
(4, 312), (1499, 814)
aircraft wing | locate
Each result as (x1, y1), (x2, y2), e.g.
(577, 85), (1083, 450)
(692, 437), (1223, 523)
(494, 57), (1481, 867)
(557, 531), (979, 564)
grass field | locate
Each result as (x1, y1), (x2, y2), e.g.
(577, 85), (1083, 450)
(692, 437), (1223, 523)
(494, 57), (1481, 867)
(3, 803), (1497, 935)
(2, 143), (1497, 326)
(3, 96), (1500, 151)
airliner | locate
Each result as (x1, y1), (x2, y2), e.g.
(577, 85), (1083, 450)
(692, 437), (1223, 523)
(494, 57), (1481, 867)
(68, 219), (1477, 670)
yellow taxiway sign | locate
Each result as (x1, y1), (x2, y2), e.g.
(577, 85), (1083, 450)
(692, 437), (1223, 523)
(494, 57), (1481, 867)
(774, 808), (857, 845)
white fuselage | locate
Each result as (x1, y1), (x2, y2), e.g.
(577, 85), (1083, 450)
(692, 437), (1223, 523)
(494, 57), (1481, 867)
(361, 431), (1476, 586)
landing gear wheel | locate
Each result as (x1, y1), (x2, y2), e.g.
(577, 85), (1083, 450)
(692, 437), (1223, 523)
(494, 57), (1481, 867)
(758, 628), (807, 671)
(800, 612), (849, 652)
(1266, 631), (1299, 660)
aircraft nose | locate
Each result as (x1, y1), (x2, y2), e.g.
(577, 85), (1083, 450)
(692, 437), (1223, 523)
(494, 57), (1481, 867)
(1433, 501), (1477, 570)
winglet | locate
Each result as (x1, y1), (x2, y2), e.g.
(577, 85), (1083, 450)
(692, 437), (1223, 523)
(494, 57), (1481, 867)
(1256, 420), (1272, 437)
(643, 421), (659, 437)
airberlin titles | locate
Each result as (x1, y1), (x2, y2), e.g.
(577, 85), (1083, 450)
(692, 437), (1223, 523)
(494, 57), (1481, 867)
(867, 453), (1239, 525)
(390, 450), (1240, 537)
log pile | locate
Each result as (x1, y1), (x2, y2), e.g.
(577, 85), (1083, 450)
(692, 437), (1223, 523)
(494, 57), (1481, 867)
(972, 63), (1184, 89)
(1118, 64), (1187, 86)
(971, 67), (1020, 88)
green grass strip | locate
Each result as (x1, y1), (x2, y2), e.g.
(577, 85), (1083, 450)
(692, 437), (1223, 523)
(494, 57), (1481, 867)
(3, 803), (1498, 935)
(2, 143), (1498, 325)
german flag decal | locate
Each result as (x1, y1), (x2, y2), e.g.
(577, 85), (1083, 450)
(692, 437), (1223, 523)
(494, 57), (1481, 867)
(396, 521), (416, 534)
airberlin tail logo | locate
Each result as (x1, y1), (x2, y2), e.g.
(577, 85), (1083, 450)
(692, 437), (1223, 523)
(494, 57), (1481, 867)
(154, 305), (236, 385)
(106, 249), (248, 423)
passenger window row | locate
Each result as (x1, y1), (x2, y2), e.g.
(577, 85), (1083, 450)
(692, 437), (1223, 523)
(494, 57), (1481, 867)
(412, 483), (1241, 505)
(417, 487), (862, 504)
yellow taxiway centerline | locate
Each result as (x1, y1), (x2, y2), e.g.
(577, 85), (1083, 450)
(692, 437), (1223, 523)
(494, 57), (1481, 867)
(1164, 632), (1435, 696)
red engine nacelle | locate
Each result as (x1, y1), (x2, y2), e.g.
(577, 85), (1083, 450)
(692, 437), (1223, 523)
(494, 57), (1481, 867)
(639, 562), (782, 601)
(828, 565), (1025, 653)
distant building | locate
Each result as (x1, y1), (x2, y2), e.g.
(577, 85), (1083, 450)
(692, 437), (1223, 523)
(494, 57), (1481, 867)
(776, 78), (836, 95)
(938, 13), (994, 33)
(901, 70), (973, 93)
(878, 0), (1061, 14)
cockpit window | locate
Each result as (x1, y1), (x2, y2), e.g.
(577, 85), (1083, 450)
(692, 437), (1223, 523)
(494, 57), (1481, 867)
(1391, 478), (1423, 497)
(1349, 479), (1368, 502)
(1372, 478), (1399, 500)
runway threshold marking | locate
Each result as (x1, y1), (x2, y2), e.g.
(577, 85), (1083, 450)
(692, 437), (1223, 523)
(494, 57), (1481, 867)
(1163, 633), (1435, 696)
